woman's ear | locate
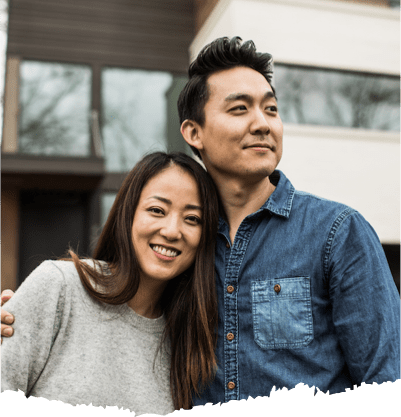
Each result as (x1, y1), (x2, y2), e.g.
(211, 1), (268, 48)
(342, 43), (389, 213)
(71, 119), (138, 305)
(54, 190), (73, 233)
(180, 120), (204, 151)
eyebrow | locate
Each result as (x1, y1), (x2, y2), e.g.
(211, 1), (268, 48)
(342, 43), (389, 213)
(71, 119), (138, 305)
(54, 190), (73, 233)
(224, 90), (276, 103)
(148, 196), (202, 211)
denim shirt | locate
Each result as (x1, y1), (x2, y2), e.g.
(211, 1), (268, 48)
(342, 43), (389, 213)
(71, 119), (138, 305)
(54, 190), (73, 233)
(194, 170), (400, 406)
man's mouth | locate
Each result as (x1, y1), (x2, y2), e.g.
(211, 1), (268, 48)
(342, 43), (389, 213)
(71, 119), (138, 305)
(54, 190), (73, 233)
(246, 143), (272, 150)
(244, 143), (277, 153)
(150, 244), (181, 258)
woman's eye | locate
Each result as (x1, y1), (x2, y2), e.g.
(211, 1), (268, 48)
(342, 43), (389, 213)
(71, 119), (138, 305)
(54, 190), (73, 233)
(148, 207), (164, 215)
(186, 216), (202, 225)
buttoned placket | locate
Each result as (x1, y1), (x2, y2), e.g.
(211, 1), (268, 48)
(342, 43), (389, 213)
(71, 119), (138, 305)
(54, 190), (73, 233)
(222, 220), (254, 402)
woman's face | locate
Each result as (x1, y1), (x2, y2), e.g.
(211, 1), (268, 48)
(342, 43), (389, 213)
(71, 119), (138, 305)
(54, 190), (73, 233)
(131, 164), (203, 286)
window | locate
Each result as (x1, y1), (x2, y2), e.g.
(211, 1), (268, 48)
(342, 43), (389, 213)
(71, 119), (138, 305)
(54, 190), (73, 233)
(101, 68), (186, 172)
(19, 61), (92, 156)
(0, 0), (8, 139)
(274, 65), (399, 131)
(101, 192), (117, 226)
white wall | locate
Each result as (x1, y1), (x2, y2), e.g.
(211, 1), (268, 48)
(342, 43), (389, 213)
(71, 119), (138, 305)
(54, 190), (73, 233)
(279, 125), (400, 244)
(190, 0), (400, 243)
(191, 0), (400, 75)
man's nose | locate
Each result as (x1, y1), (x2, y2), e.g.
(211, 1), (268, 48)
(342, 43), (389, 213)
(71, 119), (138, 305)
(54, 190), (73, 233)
(250, 109), (270, 135)
(159, 216), (182, 241)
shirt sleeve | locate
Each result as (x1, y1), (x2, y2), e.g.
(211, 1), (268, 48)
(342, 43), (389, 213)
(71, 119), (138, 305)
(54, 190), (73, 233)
(1, 260), (70, 395)
(326, 210), (400, 385)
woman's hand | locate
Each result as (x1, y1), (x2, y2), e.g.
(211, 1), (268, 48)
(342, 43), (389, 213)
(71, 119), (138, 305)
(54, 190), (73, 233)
(1, 290), (15, 343)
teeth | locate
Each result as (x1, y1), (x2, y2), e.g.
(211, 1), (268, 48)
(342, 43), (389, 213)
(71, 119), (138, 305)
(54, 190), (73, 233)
(151, 245), (178, 257)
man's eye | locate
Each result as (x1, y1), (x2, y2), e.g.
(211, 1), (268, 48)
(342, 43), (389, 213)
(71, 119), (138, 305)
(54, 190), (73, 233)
(231, 105), (247, 111)
(266, 105), (278, 113)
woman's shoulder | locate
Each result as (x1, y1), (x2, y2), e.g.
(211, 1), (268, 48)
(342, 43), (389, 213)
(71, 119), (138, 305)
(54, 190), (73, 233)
(40, 258), (108, 276)
(27, 259), (106, 294)
(46, 259), (110, 293)
(4, 260), (78, 316)
(36, 259), (79, 283)
(21, 260), (73, 287)
(52, 259), (119, 310)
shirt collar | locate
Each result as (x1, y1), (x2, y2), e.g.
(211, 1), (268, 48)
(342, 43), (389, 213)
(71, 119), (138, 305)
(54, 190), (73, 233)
(259, 170), (295, 219)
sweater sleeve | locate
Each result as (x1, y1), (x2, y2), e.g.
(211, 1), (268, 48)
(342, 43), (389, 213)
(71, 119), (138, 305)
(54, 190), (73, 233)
(1, 260), (71, 395)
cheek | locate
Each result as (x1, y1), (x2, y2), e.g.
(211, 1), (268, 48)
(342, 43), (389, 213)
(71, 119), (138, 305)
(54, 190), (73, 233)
(274, 119), (284, 137)
(131, 219), (148, 248)
(186, 229), (202, 255)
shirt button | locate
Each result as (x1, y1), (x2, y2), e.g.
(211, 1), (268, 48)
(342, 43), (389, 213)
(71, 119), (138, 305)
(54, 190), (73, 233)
(225, 242), (230, 248)
(226, 332), (235, 341)
(274, 284), (281, 294)
(227, 381), (235, 390)
(227, 285), (235, 294)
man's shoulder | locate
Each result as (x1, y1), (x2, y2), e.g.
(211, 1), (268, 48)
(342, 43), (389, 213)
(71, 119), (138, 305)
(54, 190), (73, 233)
(293, 189), (350, 208)
(290, 187), (358, 227)
(266, 171), (357, 223)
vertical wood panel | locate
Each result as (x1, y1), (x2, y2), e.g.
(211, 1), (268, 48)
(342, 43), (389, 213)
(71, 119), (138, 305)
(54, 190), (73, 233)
(1, 188), (20, 292)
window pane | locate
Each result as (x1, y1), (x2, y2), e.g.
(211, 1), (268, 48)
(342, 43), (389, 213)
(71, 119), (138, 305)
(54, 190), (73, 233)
(19, 61), (92, 156)
(101, 192), (117, 226)
(274, 65), (400, 131)
(0, 0), (8, 141)
(101, 68), (173, 172)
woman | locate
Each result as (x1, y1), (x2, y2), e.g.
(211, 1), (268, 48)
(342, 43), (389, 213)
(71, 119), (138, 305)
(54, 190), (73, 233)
(1, 152), (219, 415)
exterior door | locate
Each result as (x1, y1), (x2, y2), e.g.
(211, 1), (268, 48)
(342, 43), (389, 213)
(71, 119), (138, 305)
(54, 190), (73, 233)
(18, 190), (90, 286)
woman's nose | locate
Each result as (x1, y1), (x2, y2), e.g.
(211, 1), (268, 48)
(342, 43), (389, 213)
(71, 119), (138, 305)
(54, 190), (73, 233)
(159, 217), (182, 241)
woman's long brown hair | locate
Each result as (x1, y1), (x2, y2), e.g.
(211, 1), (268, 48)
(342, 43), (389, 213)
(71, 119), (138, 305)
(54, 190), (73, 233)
(67, 152), (219, 410)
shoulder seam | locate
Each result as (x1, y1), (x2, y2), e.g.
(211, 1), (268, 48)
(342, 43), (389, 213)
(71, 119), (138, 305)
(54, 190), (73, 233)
(323, 207), (357, 281)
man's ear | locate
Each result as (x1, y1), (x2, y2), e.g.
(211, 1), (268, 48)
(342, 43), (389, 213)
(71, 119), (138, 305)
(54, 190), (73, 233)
(180, 120), (204, 151)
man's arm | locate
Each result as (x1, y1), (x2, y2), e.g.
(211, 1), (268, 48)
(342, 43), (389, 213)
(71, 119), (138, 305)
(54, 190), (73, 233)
(1, 290), (15, 343)
(326, 211), (400, 385)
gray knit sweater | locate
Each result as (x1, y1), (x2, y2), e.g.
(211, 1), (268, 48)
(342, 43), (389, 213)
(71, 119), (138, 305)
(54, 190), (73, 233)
(1, 260), (174, 415)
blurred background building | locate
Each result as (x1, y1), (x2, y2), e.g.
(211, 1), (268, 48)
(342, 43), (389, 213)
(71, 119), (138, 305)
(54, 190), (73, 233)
(1, 0), (399, 292)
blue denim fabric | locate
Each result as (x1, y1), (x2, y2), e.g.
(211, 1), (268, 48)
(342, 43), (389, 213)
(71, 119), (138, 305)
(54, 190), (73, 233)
(194, 170), (400, 406)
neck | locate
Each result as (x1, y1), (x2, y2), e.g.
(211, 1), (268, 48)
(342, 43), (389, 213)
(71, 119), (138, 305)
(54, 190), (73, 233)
(127, 278), (167, 319)
(214, 174), (276, 243)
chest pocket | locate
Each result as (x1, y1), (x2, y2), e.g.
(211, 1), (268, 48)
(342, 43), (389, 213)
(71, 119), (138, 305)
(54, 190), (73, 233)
(251, 277), (313, 349)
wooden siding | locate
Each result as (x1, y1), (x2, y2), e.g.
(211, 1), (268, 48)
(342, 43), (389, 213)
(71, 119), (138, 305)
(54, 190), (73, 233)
(7, 0), (194, 73)
(1, 187), (20, 292)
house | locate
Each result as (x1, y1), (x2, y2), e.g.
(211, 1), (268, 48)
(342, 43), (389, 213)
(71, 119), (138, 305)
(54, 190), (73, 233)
(1, 0), (399, 291)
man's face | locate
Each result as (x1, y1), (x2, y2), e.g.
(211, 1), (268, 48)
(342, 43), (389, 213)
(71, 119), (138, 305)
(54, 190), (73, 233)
(193, 66), (283, 182)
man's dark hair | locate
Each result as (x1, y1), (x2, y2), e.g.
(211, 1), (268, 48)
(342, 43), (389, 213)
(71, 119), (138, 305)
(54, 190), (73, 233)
(178, 36), (274, 158)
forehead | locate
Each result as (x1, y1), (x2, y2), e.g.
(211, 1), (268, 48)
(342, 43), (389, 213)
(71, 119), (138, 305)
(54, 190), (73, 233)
(140, 165), (200, 200)
(206, 66), (273, 101)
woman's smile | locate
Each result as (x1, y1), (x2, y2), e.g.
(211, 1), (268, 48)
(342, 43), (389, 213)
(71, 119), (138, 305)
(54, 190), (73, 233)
(150, 244), (181, 260)
(131, 164), (203, 284)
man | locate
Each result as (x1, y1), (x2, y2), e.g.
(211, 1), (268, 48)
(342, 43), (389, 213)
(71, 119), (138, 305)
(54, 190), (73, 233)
(178, 36), (400, 405)
(2, 37), (400, 405)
